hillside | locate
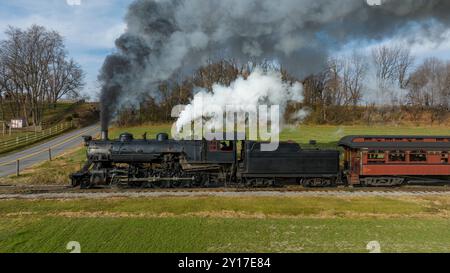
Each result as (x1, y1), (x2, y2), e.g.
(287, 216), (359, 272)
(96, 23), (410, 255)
(0, 101), (99, 129)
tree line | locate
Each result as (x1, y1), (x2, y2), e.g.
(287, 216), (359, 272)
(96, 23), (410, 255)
(117, 45), (450, 127)
(0, 25), (84, 126)
(303, 45), (450, 124)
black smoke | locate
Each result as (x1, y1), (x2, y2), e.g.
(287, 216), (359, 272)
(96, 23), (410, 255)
(99, 0), (450, 129)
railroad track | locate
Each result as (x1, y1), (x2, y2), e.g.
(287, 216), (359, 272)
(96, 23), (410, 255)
(1, 184), (450, 199)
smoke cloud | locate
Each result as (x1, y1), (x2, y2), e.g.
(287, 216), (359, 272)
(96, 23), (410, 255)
(175, 67), (303, 134)
(99, 0), (450, 130)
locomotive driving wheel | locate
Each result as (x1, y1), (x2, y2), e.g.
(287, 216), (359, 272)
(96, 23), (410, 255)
(80, 179), (92, 189)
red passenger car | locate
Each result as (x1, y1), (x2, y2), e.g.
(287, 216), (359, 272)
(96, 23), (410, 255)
(339, 136), (450, 186)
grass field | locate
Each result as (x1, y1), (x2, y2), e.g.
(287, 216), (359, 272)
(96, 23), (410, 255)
(1, 195), (450, 253)
(2, 124), (450, 253)
(110, 124), (450, 148)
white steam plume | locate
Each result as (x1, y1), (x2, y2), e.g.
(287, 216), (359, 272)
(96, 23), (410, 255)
(175, 68), (304, 134)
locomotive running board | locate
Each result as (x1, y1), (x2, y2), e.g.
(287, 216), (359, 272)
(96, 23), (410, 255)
(180, 161), (222, 172)
(118, 177), (197, 183)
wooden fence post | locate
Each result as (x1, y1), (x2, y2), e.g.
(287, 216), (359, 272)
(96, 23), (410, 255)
(49, 147), (52, 161)
(16, 160), (20, 177)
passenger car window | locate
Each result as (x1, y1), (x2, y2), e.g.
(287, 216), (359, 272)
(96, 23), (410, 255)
(410, 151), (427, 162)
(442, 152), (449, 164)
(389, 151), (406, 162)
(368, 151), (385, 160)
(367, 151), (386, 164)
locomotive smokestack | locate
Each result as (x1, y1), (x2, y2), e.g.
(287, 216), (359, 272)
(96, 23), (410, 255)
(100, 110), (109, 140)
(101, 130), (109, 141)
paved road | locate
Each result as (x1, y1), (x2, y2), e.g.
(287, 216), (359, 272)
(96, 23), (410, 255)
(0, 124), (100, 178)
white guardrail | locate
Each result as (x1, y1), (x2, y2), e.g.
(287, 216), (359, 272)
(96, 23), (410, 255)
(0, 121), (76, 154)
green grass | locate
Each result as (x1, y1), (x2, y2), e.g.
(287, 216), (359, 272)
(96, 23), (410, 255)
(1, 196), (450, 253)
(2, 124), (450, 253)
(0, 147), (87, 185)
(2, 217), (449, 253)
(0, 102), (97, 142)
(42, 103), (74, 119)
(282, 125), (450, 148)
(110, 124), (172, 139)
(111, 124), (450, 148)
(0, 196), (431, 216)
(0, 102), (71, 122)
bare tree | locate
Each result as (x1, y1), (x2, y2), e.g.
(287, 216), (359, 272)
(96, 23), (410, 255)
(323, 52), (367, 107)
(372, 45), (398, 86)
(48, 56), (84, 107)
(408, 58), (449, 108)
(372, 44), (414, 89)
(342, 52), (367, 106)
(0, 27), (28, 123)
(324, 58), (344, 106)
(397, 47), (415, 89)
(0, 25), (84, 125)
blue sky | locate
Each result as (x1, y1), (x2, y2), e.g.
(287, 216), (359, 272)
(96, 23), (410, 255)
(0, 0), (134, 98)
(0, 0), (449, 99)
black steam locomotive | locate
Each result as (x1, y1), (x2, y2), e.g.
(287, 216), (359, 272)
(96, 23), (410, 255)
(70, 131), (340, 188)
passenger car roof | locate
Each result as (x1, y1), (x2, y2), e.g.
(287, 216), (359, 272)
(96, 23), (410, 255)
(338, 135), (450, 150)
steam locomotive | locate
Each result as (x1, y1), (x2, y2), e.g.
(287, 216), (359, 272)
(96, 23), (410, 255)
(70, 130), (340, 188)
(70, 130), (450, 188)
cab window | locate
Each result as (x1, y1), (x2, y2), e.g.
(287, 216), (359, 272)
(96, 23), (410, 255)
(208, 141), (219, 152)
(220, 141), (233, 152)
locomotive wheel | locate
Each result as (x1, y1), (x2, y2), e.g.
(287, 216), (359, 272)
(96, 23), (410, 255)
(243, 178), (276, 188)
(70, 173), (90, 188)
(301, 178), (335, 188)
(80, 179), (92, 189)
(71, 177), (80, 188)
(161, 181), (172, 188)
(360, 177), (405, 187)
(200, 174), (211, 188)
